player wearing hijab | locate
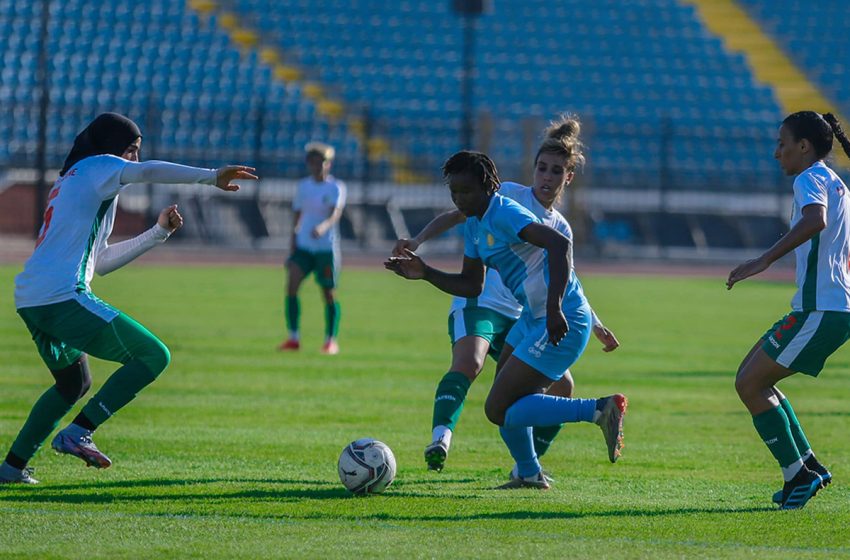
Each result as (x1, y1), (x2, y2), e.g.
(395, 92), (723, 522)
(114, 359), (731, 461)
(0, 113), (257, 484)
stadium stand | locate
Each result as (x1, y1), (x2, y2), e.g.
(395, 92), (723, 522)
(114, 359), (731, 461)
(738, 0), (850, 120)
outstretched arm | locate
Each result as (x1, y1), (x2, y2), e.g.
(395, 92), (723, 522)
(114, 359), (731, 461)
(120, 161), (258, 191)
(518, 222), (572, 345)
(385, 250), (484, 298)
(727, 204), (825, 289)
(96, 205), (183, 275)
(392, 209), (466, 256)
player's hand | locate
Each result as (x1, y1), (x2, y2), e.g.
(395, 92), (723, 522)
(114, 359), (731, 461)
(157, 204), (183, 233)
(311, 225), (326, 238)
(392, 238), (419, 257)
(593, 323), (620, 352)
(384, 248), (427, 280)
(727, 256), (769, 290)
(546, 307), (569, 346)
(215, 165), (258, 191)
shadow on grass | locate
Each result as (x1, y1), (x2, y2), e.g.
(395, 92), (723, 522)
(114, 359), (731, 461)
(0, 477), (776, 519)
(0, 477), (443, 503)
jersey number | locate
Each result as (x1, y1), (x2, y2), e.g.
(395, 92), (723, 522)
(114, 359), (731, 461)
(34, 186), (61, 248)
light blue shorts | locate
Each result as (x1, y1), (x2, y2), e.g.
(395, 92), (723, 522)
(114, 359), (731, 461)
(505, 303), (592, 381)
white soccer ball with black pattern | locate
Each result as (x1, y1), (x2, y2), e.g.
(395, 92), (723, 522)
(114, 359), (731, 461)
(337, 438), (396, 494)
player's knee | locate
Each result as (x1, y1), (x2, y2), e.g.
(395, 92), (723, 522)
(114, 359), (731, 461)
(734, 374), (754, 401)
(52, 358), (92, 404)
(484, 395), (506, 426)
(139, 338), (171, 378)
(451, 357), (484, 380)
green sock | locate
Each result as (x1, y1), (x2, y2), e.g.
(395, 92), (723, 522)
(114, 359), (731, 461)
(286, 295), (300, 334)
(752, 406), (801, 469)
(325, 301), (340, 339)
(432, 371), (472, 431)
(10, 387), (73, 462)
(779, 398), (812, 456)
(80, 361), (159, 427)
(532, 424), (564, 458)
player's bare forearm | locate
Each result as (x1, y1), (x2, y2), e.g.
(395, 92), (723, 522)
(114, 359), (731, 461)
(422, 266), (483, 298)
(414, 209), (466, 246)
(762, 207), (826, 265)
(520, 223), (572, 310)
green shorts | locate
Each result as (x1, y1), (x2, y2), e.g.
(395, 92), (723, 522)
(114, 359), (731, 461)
(448, 306), (517, 360)
(288, 248), (338, 289)
(761, 310), (850, 377)
(17, 294), (167, 372)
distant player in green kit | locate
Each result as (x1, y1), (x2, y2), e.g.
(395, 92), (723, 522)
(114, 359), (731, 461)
(728, 111), (850, 509)
(0, 113), (257, 484)
(279, 142), (347, 355)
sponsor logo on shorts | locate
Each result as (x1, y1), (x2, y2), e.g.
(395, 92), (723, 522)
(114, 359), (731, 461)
(768, 336), (781, 349)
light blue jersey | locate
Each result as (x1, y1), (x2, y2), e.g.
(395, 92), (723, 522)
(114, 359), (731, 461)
(463, 193), (587, 320)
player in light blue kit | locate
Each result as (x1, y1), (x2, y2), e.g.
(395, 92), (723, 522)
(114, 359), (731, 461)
(0, 113), (257, 484)
(386, 150), (627, 489)
(393, 116), (619, 477)
(728, 111), (850, 509)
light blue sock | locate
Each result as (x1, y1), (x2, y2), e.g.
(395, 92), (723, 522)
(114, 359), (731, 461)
(504, 394), (597, 428)
(499, 425), (540, 478)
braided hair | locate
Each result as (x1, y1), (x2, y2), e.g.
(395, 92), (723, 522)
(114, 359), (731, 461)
(823, 113), (850, 160)
(535, 114), (586, 171)
(782, 111), (835, 160)
(442, 150), (501, 195)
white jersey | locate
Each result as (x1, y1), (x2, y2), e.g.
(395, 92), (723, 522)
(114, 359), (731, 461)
(15, 155), (130, 309)
(449, 182), (573, 319)
(293, 175), (346, 252)
(790, 161), (850, 312)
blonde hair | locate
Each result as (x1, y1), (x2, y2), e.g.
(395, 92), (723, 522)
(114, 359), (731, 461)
(305, 141), (335, 160)
(535, 114), (585, 171)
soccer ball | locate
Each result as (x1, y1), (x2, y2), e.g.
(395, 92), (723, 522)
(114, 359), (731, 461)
(337, 438), (396, 494)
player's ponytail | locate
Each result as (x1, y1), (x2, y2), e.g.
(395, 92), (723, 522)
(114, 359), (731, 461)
(823, 113), (850, 160)
(536, 114), (585, 171)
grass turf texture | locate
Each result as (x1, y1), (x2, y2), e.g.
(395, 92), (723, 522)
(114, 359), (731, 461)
(1, 264), (849, 559)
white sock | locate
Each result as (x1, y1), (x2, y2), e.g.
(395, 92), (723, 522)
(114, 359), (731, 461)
(289, 331), (299, 341)
(431, 426), (452, 447)
(781, 459), (804, 482)
(800, 449), (813, 462)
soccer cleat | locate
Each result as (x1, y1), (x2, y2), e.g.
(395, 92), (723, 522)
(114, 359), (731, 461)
(51, 428), (112, 469)
(777, 466), (822, 510)
(595, 393), (627, 463)
(0, 464), (39, 485)
(773, 457), (832, 505)
(510, 465), (554, 484)
(277, 338), (300, 351)
(496, 470), (551, 490)
(321, 339), (339, 355)
(424, 438), (449, 472)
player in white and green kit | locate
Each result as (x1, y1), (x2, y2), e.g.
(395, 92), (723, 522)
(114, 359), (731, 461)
(279, 142), (346, 355)
(728, 111), (850, 509)
(0, 113), (257, 484)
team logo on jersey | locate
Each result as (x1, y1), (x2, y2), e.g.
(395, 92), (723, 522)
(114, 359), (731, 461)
(487, 234), (495, 247)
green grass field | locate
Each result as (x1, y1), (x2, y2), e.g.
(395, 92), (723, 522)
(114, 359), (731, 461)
(1, 263), (849, 559)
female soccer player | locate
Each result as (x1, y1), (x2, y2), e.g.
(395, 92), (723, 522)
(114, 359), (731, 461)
(728, 111), (850, 509)
(278, 142), (347, 355)
(386, 150), (627, 489)
(0, 113), (257, 484)
(393, 116), (619, 475)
